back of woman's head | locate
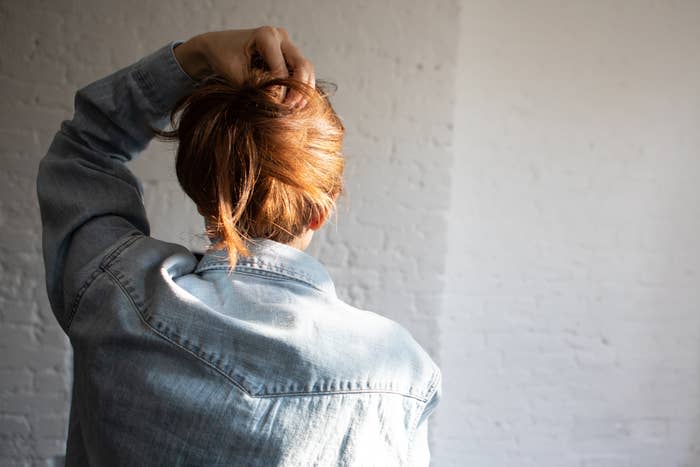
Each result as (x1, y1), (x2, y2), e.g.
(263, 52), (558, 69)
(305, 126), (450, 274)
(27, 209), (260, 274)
(157, 71), (345, 268)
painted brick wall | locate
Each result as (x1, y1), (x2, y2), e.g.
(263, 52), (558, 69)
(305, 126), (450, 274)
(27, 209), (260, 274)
(435, 1), (700, 466)
(4, 0), (699, 466)
(0, 0), (457, 464)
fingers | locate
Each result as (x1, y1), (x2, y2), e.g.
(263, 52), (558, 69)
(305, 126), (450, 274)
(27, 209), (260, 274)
(253, 26), (289, 79)
(223, 55), (248, 87)
(200, 29), (253, 86)
(206, 27), (315, 107)
(280, 37), (316, 108)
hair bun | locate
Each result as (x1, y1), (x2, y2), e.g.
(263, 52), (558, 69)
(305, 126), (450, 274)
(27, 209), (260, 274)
(154, 70), (345, 268)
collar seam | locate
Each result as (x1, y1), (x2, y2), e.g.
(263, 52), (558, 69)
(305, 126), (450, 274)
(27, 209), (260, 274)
(196, 261), (325, 293)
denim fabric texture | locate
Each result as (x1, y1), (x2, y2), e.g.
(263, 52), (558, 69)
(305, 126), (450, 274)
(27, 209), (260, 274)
(36, 41), (441, 466)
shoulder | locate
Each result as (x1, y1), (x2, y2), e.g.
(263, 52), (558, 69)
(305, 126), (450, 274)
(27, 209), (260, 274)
(92, 233), (198, 289)
(88, 234), (439, 402)
(308, 298), (441, 402)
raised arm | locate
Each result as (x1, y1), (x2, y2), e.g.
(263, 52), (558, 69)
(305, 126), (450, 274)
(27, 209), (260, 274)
(36, 41), (196, 330)
(36, 28), (315, 331)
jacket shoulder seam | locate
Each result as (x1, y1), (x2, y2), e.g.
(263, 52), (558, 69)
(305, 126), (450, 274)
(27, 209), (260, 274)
(99, 231), (142, 268)
(406, 366), (441, 457)
(66, 231), (142, 331)
(101, 261), (428, 402)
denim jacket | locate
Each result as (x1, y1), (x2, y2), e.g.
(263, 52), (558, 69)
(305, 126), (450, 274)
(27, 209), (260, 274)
(36, 41), (441, 466)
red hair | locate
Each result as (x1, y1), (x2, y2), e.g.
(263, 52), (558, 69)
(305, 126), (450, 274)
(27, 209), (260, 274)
(156, 72), (345, 268)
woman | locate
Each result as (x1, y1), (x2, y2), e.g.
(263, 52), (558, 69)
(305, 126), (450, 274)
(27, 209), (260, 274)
(37, 27), (441, 466)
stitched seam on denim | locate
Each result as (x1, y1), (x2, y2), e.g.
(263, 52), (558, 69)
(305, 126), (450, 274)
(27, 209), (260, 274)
(101, 264), (425, 402)
(132, 64), (160, 111)
(99, 232), (142, 269)
(66, 268), (104, 332)
(237, 266), (324, 292)
(134, 48), (183, 113)
(197, 262), (325, 293)
(101, 265), (252, 396)
(422, 366), (441, 401)
(202, 258), (316, 283)
(253, 388), (425, 401)
(66, 231), (141, 332)
(227, 269), (289, 284)
(406, 367), (441, 457)
(406, 403), (423, 463)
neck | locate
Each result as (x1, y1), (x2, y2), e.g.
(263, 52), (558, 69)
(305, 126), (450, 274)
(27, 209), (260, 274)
(285, 228), (314, 251)
(204, 220), (315, 252)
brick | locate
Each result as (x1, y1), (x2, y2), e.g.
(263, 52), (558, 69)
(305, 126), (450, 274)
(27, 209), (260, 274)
(33, 437), (65, 459)
(2, 1), (700, 466)
(0, 298), (40, 326)
(0, 370), (33, 393)
(2, 345), (67, 372)
(34, 371), (69, 393)
(0, 393), (68, 416)
(34, 327), (69, 350)
(0, 325), (35, 349)
(29, 415), (67, 439)
(0, 415), (31, 437)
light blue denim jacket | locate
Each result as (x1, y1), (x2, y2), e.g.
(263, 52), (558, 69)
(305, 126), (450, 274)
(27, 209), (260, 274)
(36, 41), (441, 466)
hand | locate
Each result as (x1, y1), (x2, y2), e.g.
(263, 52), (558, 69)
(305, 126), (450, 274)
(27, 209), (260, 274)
(174, 27), (315, 108)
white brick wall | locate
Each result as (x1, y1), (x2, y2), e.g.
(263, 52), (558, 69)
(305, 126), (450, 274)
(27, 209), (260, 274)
(3, 0), (699, 466)
(0, 0), (457, 464)
(435, 1), (700, 466)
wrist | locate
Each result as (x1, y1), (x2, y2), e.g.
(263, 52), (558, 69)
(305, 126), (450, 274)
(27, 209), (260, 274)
(173, 35), (210, 82)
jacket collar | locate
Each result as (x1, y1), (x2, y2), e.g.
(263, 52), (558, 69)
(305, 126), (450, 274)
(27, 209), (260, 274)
(194, 238), (337, 297)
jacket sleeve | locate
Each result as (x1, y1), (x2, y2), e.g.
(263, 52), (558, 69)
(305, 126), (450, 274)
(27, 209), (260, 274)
(36, 41), (196, 331)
